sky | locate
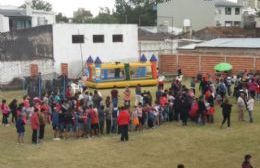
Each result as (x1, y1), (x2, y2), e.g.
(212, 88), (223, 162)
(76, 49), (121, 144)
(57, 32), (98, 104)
(0, 0), (116, 17)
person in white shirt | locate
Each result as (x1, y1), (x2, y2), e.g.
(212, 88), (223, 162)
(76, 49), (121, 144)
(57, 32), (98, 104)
(237, 93), (246, 121)
(247, 95), (254, 123)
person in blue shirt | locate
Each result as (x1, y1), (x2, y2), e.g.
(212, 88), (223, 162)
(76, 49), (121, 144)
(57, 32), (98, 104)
(52, 106), (60, 140)
(16, 114), (25, 144)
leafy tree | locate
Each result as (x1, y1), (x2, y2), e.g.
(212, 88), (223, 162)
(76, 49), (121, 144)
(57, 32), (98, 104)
(114, 0), (160, 26)
(56, 13), (69, 23)
(91, 7), (119, 23)
(20, 0), (52, 11)
(72, 8), (93, 23)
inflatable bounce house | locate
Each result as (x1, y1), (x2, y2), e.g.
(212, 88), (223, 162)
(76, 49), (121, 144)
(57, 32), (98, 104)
(84, 55), (158, 89)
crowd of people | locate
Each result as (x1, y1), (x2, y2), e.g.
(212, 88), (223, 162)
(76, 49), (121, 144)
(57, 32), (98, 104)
(0, 71), (259, 145)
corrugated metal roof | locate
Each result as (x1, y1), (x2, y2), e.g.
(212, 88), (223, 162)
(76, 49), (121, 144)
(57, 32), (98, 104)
(196, 38), (260, 48)
(0, 9), (26, 17)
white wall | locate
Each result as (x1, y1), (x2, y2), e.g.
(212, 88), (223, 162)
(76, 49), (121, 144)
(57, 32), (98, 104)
(0, 59), (55, 84)
(139, 40), (178, 57)
(215, 7), (242, 26)
(31, 11), (56, 27)
(52, 24), (138, 78)
(256, 17), (260, 28)
(0, 14), (9, 32)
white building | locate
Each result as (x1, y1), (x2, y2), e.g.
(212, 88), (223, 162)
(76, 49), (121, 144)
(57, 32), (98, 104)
(215, 1), (244, 27)
(0, 5), (55, 32)
(0, 24), (138, 84)
(52, 24), (138, 78)
(157, 0), (245, 30)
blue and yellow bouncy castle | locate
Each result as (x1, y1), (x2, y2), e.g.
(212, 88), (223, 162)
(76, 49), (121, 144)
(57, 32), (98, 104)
(84, 55), (158, 89)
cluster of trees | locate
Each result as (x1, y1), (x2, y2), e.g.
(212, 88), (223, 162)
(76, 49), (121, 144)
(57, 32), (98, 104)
(22, 0), (164, 26)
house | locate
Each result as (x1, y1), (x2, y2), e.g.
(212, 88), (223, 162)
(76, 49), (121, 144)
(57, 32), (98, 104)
(157, 0), (245, 31)
(159, 38), (260, 77)
(215, 1), (244, 27)
(0, 5), (55, 32)
(0, 24), (138, 84)
(157, 0), (217, 31)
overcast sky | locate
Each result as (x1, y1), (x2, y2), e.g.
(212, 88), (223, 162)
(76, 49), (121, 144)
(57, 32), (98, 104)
(0, 0), (116, 17)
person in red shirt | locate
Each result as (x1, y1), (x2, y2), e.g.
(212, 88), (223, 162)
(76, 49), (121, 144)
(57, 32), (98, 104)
(117, 106), (130, 141)
(30, 108), (40, 144)
(89, 105), (99, 137)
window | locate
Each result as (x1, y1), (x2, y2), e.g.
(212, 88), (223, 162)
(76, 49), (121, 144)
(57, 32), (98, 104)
(93, 35), (104, 43)
(216, 21), (221, 26)
(225, 7), (231, 15)
(113, 34), (123, 42)
(225, 21), (232, 27)
(234, 21), (241, 27)
(235, 8), (240, 15)
(72, 35), (84, 43)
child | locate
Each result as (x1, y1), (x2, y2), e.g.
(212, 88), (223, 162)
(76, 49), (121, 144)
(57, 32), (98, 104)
(247, 95), (254, 123)
(16, 114), (25, 144)
(89, 105), (99, 136)
(220, 98), (232, 128)
(52, 104), (60, 140)
(117, 106), (130, 142)
(39, 108), (46, 142)
(30, 108), (39, 144)
(242, 154), (253, 168)
(1, 99), (10, 126)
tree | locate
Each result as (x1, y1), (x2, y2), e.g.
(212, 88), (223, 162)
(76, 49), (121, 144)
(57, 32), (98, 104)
(91, 7), (118, 24)
(56, 13), (69, 23)
(114, 0), (159, 26)
(72, 8), (93, 23)
(20, 0), (52, 11)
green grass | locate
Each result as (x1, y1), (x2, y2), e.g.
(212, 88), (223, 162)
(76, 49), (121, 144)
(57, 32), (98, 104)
(0, 85), (260, 168)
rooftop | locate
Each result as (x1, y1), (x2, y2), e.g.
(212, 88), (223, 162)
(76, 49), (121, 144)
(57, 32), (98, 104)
(197, 38), (260, 49)
(138, 28), (176, 41)
(193, 27), (259, 40)
(0, 9), (26, 17)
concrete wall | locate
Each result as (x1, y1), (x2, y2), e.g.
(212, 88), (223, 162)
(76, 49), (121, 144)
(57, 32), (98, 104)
(52, 24), (138, 78)
(159, 49), (260, 77)
(138, 40), (178, 57)
(0, 59), (54, 84)
(0, 25), (53, 61)
(0, 14), (9, 32)
(215, 7), (242, 26)
(157, 0), (217, 31)
(31, 11), (56, 27)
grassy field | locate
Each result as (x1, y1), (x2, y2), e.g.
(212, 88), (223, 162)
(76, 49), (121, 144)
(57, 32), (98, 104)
(0, 85), (260, 168)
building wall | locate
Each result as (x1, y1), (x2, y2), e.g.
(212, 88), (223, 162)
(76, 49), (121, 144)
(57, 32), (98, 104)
(215, 6), (242, 26)
(52, 24), (138, 78)
(138, 40), (178, 58)
(159, 50), (260, 77)
(0, 14), (9, 32)
(157, 0), (216, 31)
(0, 59), (54, 84)
(0, 25), (53, 61)
(31, 12), (56, 27)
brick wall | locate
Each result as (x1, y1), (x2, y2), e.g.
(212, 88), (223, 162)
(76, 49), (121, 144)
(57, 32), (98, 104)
(159, 52), (260, 77)
(159, 55), (177, 74)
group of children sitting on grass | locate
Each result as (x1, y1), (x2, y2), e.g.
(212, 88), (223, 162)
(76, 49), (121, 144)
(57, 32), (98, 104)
(0, 71), (258, 144)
